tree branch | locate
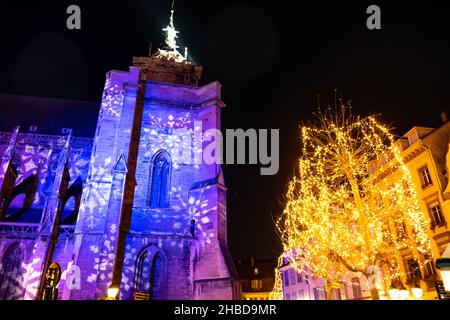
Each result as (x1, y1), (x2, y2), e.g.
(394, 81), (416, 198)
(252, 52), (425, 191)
(335, 252), (366, 275)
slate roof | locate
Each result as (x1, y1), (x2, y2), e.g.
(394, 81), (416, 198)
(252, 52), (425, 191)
(0, 94), (99, 138)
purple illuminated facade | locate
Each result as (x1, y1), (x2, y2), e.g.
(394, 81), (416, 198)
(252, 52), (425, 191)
(0, 30), (240, 300)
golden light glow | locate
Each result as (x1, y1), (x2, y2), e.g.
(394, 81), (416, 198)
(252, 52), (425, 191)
(411, 287), (423, 299)
(441, 269), (450, 292)
(269, 256), (284, 300)
(273, 105), (432, 299)
(388, 288), (400, 300)
(107, 287), (119, 299)
(399, 289), (410, 300)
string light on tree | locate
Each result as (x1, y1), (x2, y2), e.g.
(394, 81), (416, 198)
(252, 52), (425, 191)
(274, 103), (432, 300)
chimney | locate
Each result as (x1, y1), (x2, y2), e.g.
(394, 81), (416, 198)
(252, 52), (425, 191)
(441, 110), (448, 123)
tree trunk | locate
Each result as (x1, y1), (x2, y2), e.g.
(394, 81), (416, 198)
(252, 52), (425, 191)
(347, 175), (371, 250)
(326, 289), (334, 300)
(326, 283), (335, 300)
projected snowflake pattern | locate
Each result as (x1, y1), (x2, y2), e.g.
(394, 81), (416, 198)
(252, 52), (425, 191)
(86, 224), (118, 283)
(0, 247), (27, 300)
(120, 243), (139, 292)
(100, 79), (124, 119)
(85, 224), (139, 295)
(77, 78), (127, 230)
(78, 151), (117, 229)
(3, 139), (91, 211)
(173, 186), (217, 244)
(68, 149), (89, 182)
(142, 113), (205, 170)
(148, 112), (192, 129)
(22, 249), (42, 300)
(16, 145), (52, 185)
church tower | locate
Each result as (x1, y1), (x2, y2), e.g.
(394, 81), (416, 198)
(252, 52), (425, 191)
(65, 8), (240, 300)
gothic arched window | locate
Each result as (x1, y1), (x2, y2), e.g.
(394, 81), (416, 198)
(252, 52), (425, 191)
(0, 243), (24, 300)
(149, 151), (171, 208)
(134, 246), (166, 300)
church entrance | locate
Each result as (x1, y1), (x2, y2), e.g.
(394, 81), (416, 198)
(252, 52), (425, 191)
(133, 245), (166, 300)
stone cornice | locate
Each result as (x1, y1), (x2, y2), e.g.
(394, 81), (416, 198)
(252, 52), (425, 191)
(145, 97), (224, 110)
(401, 141), (427, 164)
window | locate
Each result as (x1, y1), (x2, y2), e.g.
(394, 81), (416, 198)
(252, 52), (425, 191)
(419, 166), (432, 188)
(423, 253), (436, 278)
(285, 293), (291, 300)
(291, 292), (297, 300)
(405, 258), (422, 281)
(299, 289), (305, 299)
(351, 277), (362, 299)
(408, 131), (419, 145)
(289, 269), (296, 285)
(297, 271), (303, 283)
(283, 271), (289, 287)
(333, 288), (341, 300)
(251, 280), (262, 290)
(134, 247), (166, 300)
(149, 151), (171, 208)
(438, 238), (450, 255)
(184, 73), (191, 83)
(313, 288), (320, 300)
(135, 251), (152, 294)
(254, 268), (259, 275)
(429, 203), (445, 227)
(313, 287), (325, 300)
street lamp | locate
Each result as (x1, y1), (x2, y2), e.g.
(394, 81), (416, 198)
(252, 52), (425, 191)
(411, 283), (423, 300)
(436, 244), (450, 292)
(106, 286), (119, 300)
(388, 278), (409, 300)
(398, 282), (410, 300)
(388, 286), (400, 300)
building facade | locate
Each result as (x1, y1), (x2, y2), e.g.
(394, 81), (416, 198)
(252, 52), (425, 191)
(279, 114), (450, 300)
(279, 257), (370, 300)
(235, 258), (276, 300)
(0, 11), (240, 300)
(368, 116), (450, 299)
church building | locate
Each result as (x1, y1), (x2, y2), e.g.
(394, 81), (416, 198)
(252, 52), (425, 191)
(0, 9), (240, 300)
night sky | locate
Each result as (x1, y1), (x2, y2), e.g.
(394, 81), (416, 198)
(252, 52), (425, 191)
(1, 1), (450, 260)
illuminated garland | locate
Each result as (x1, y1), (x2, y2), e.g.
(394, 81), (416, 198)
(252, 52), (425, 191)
(275, 105), (432, 297)
(269, 256), (284, 300)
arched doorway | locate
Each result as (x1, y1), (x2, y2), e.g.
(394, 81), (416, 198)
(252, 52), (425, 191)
(134, 245), (167, 300)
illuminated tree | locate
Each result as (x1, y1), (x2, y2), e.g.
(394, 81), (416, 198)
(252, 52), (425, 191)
(276, 104), (432, 300)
